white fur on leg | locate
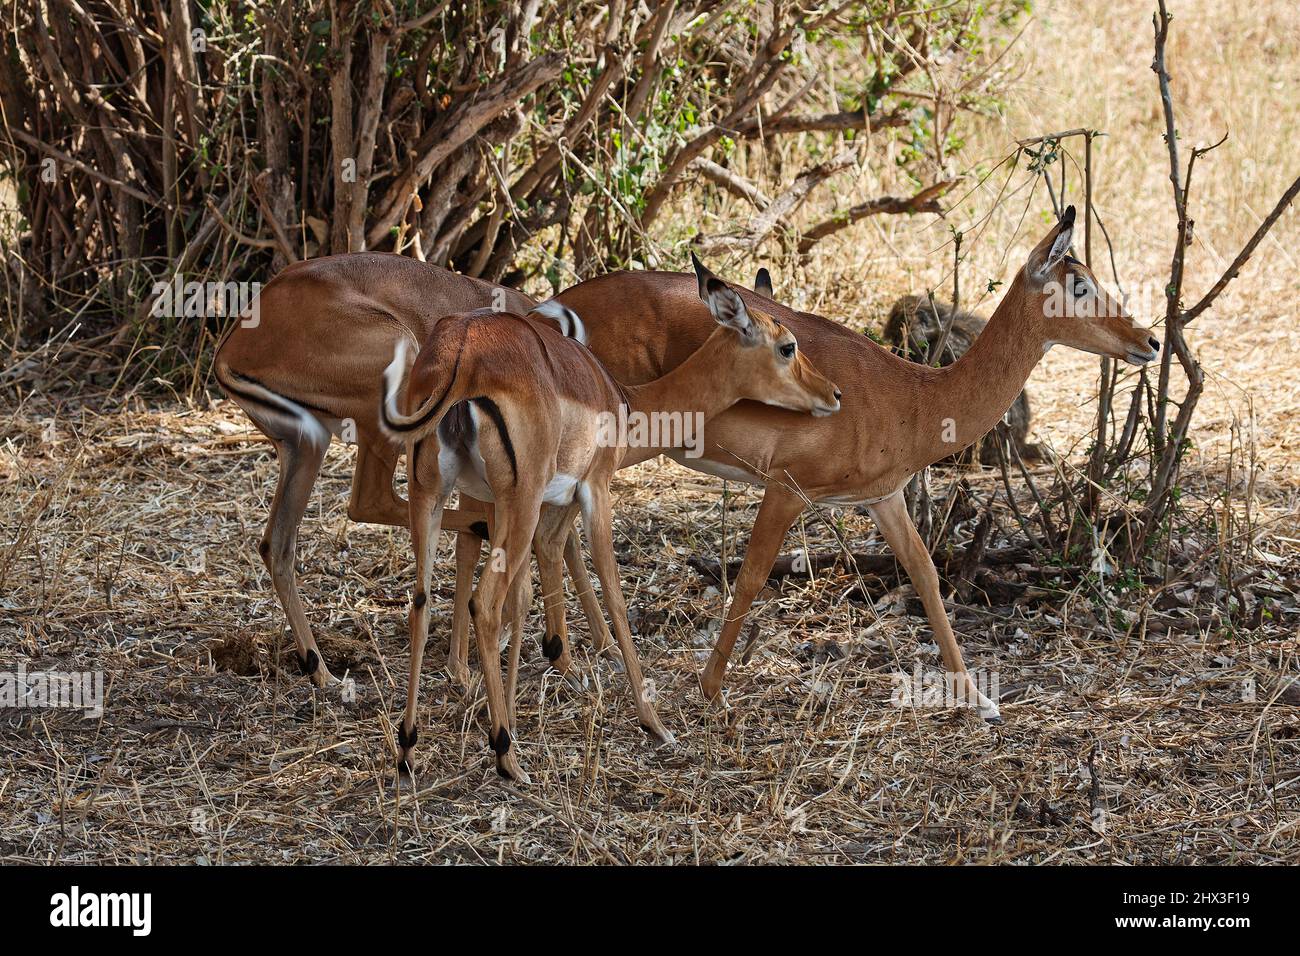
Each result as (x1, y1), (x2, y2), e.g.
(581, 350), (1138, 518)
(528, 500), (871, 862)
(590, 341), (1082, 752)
(977, 693), (1002, 722)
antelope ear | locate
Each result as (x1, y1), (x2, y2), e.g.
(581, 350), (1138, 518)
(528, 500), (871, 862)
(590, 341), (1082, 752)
(754, 267), (774, 298)
(704, 278), (758, 340)
(1030, 205), (1076, 280)
(692, 252), (756, 340)
(690, 250), (717, 300)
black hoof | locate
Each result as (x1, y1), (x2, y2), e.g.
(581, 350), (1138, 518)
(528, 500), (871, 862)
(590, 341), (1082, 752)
(469, 521), (489, 539)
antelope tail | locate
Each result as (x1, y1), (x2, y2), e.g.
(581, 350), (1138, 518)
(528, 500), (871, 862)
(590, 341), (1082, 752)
(379, 337), (465, 441)
(214, 360), (332, 452)
(530, 299), (588, 346)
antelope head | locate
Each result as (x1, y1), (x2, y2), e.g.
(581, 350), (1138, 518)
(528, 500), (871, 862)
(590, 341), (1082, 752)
(691, 252), (842, 417)
(1025, 206), (1161, 366)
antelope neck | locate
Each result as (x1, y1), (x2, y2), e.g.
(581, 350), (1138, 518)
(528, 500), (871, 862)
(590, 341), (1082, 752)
(907, 275), (1047, 469)
(617, 327), (744, 466)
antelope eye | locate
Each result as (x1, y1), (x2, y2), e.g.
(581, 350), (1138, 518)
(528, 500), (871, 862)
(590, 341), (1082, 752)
(1071, 275), (1091, 298)
(779, 342), (796, 359)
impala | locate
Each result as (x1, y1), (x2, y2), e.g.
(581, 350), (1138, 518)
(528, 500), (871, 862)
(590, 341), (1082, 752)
(213, 253), (609, 687)
(540, 206), (1160, 717)
(379, 255), (841, 781)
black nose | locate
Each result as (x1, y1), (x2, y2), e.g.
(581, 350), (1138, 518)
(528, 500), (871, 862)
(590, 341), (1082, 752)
(1148, 336), (1161, 352)
(833, 389), (842, 401)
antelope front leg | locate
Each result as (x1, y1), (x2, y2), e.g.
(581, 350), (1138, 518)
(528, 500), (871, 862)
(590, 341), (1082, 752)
(347, 437), (408, 528)
(533, 511), (576, 676)
(866, 492), (1001, 722)
(397, 474), (447, 776)
(579, 485), (674, 746)
(699, 486), (804, 701)
(527, 518), (617, 675)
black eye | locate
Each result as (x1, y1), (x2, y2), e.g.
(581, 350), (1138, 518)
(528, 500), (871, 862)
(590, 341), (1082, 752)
(779, 342), (796, 359)
(1071, 275), (1090, 298)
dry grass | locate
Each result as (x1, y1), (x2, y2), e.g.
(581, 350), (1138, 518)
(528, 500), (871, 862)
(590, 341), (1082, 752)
(3, 0), (1300, 864)
(2, 399), (1297, 864)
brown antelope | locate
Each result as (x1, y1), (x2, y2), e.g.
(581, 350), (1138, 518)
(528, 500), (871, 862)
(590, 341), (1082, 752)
(213, 253), (564, 687)
(379, 255), (841, 781)
(542, 206), (1160, 717)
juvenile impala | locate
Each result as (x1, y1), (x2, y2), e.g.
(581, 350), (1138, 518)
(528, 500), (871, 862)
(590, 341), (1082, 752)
(379, 255), (841, 781)
(542, 206), (1159, 717)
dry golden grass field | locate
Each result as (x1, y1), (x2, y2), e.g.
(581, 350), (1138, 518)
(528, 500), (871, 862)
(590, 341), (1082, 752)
(2, 0), (1298, 864)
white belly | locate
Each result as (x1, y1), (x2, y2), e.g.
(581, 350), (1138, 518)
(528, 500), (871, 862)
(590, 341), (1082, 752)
(820, 487), (903, 508)
(666, 450), (902, 510)
(447, 464), (581, 507)
(541, 474), (581, 506)
(665, 451), (763, 485)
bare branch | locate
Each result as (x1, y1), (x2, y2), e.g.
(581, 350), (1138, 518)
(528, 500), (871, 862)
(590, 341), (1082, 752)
(205, 197), (280, 250)
(8, 129), (157, 205)
(365, 51), (564, 249)
(737, 107), (912, 138)
(1181, 173), (1300, 324)
(797, 179), (955, 254)
(690, 158), (772, 210)
(250, 171), (301, 264)
(397, 0), (451, 34)
(696, 151), (856, 254)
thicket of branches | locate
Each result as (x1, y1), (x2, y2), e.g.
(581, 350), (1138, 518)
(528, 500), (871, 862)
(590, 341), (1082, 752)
(900, 2), (1299, 574)
(0, 0), (1026, 368)
(8, 0), (1289, 575)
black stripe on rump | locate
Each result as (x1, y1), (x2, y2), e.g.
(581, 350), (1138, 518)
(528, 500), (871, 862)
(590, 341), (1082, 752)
(470, 396), (518, 484)
(225, 370), (337, 419)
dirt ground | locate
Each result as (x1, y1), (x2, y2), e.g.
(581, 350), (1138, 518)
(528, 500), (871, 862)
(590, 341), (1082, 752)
(1, 394), (1297, 863)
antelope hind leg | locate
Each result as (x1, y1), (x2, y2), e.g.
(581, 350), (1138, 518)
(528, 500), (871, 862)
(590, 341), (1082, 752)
(866, 492), (1001, 722)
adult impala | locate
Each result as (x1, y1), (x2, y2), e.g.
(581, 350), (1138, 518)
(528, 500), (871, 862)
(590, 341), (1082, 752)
(379, 257), (841, 781)
(213, 254), (558, 686)
(548, 206), (1160, 716)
